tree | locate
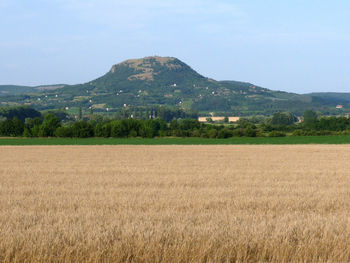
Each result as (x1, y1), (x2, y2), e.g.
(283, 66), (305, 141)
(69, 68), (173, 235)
(244, 126), (256, 137)
(12, 117), (24, 136)
(25, 117), (42, 128)
(0, 106), (41, 122)
(23, 128), (32, 137)
(208, 129), (218, 138)
(271, 112), (296, 126)
(45, 110), (69, 121)
(110, 121), (124, 137)
(179, 119), (200, 130)
(71, 121), (94, 138)
(170, 119), (179, 130)
(218, 128), (232, 138)
(55, 126), (73, 137)
(39, 114), (61, 137)
(0, 119), (14, 136)
(303, 110), (318, 128)
(139, 120), (156, 138)
(94, 123), (111, 137)
(78, 107), (83, 120)
(25, 117), (43, 137)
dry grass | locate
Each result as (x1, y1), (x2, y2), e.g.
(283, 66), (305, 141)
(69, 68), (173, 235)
(0, 145), (350, 262)
(111, 56), (182, 81)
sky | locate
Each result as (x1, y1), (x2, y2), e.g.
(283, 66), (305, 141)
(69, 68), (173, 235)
(1, 0), (350, 93)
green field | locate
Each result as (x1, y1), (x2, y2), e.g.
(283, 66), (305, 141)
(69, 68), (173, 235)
(1, 136), (350, 145)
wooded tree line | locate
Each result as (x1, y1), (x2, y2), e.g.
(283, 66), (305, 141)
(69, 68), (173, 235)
(0, 114), (261, 138)
(1, 107), (350, 138)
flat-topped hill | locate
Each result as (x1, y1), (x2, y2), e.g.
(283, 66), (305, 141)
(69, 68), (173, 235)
(1, 56), (348, 115)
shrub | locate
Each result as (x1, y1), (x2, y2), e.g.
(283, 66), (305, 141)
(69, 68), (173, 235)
(55, 126), (73, 137)
(244, 126), (256, 137)
(71, 121), (94, 138)
(268, 131), (286, 137)
(232, 128), (244, 137)
(110, 121), (124, 137)
(158, 130), (168, 137)
(39, 114), (60, 137)
(208, 129), (218, 138)
(23, 128), (32, 137)
(190, 129), (201, 137)
(128, 129), (138, 137)
(217, 128), (232, 139)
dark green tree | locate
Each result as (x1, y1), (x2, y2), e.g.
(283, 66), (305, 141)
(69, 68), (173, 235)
(71, 121), (94, 138)
(39, 114), (61, 137)
(303, 110), (318, 128)
(0, 119), (14, 136)
(12, 117), (24, 136)
(271, 112), (296, 126)
(78, 107), (83, 120)
(55, 126), (73, 137)
(0, 106), (41, 122)
(110, 121), (124, 137)
(244, 126), (257, 137)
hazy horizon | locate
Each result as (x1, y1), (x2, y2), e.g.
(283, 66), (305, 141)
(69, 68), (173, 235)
(1, 0), (350, 93)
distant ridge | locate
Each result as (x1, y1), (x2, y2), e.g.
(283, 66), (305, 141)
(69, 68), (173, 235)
(0, 56), (349, 115)
(306, 92), (350, 104)
(0, 84), (66, 96)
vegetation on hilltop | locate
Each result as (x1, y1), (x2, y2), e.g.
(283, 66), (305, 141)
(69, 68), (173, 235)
(0, 84), (65, 96)
(1, 56), (349, 115)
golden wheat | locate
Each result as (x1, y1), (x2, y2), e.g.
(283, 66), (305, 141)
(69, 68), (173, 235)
(0, 145), (350, 262)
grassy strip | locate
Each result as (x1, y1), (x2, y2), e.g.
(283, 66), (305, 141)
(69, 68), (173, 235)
(1, 136), (350, 145)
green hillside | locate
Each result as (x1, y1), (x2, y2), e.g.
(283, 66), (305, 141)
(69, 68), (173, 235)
(0, 56), (348, 116)
(0, 84), (66, 96)
(0, 85), (38, 96)
(307, 92), (350, 104)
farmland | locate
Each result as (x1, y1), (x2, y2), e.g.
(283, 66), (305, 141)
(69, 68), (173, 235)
(1, 145), (350, 262)
(2, 135), (350, 145)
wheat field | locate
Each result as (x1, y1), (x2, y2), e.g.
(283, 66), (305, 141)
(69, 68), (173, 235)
(0, 145), (350, 262)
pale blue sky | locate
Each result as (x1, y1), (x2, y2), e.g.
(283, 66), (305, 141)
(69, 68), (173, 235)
(1, 0), (350, 93)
